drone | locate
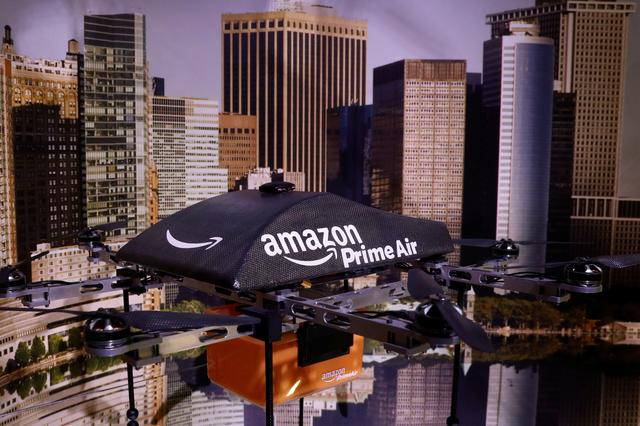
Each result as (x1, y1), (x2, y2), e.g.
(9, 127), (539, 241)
(0, 181), (638, 426)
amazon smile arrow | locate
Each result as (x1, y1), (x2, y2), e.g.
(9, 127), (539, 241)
(166, 230), (223, 250)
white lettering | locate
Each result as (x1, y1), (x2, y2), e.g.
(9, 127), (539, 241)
(331, 226), (349, 246)
(384, 245), (395, 259)
(341, 248), (356, 268)
(277, 231), (305, 254)
(317, 228), (335, 247)
(396, 239), (409, 257)
(302, 229), (323, 250)
(344, 224), (363, 245)
(261, 234), (282, 256)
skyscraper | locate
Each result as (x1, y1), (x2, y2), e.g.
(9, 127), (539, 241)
(486, 0), (638, 282)
(0, 27), (16, 267)
(221, 9), (367, 191)
(4, 36), (84, 268)
(486, 364), (538, 426)
(84, 14), (150, 234)
(371, 60), (466, 246)
(0, 28), (83, 268)
(367, 360), (452, 425)
(483, 22), (555, 266)
(151, 96), (227, 219)
(218, 113), (257, 190)
(326, 104), (372, 205)
(13, 104), (83, 267)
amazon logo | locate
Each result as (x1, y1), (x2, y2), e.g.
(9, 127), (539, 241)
(166, 230), (223, 251)
(260, 225), (362, 267)
(261, 225), (419, 268)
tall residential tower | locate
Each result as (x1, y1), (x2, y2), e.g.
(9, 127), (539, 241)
(84, 14), (150, 234)
(371, 60), (466, 246)
(487, 0), (638, 282)
(151, 96), (227, 220)
(483, 22), (555, 266)
(221, 9), (367, 191)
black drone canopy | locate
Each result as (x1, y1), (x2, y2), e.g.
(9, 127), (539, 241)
(117, 190), (453, 290)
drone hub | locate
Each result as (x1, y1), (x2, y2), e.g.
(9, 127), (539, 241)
(414, 302), (456, 338)
(563, 262), (603, 287)
(0, 268), (27, 291)
(84, 314), (130, 349)
(491, 239), (519, 258)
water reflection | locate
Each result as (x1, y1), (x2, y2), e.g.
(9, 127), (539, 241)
(1, 336), (640, 425)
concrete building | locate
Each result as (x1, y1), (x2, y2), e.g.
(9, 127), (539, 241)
(483, 22), (555, 267)
(486, 0), (638, 283)
(486, 364), (538, 426)
(0, 29), (84, 270)
(221, 9), (367, 191)
(13, 104), (83, 271)
(326, 105), (372, 205)
(0, 29), (17, 267)
(84, 14), (150, 235)
(367, 359), (452, 425)
(152, 76), (165, 97)
(233, 167), (304, 191)
(0, 360), (165, 425)
(371, 60), (466, 256)
(192, 390), (244, 425)
(547, 90), (576, 259)
(218, 113), (257, 190)
(151, 96), (227, 219)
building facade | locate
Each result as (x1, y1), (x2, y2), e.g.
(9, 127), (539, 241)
(151, 96), (227, 219)
(371, 60), (466, 246)
(486, 0), (638, 283)
(13, 104), (84, 267)
(221, 10), (367, 191)
(0, 31), (16, 267)
(218, 113), (257, 190)
(84, 14), (150, 235)
(0, 28), (83, 268)
(326, 104), (372, 205)
(483, 22), (555, 266)
(233, 167), (304, 191)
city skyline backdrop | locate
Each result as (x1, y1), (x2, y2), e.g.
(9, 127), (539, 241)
(2, 0), (638, 197)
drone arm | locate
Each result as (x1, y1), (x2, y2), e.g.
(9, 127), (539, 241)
(425, 262), (600, 302)
(0, 267), (163, 307)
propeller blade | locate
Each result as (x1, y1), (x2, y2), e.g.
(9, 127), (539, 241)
(589, 254), (640, 269)
(13, 250), (50, 269)
(516, 240), (582, 246)
(432, 300), (493, 353)
(407, 269), (443, 299)
(93, 220), (128, 233)
(503, 260), (572, 270)
(113, 310), (260, 331)
(452, 239), (497, 248)
(0, 307), (260, 332)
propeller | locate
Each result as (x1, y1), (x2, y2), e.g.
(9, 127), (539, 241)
(0, 306), (260, 332)
(92, 220), (129, 233)
(13, 250), (50, 269)
(1, 250), (50, 288)
(504, 254), (640, 270)
(405, 269), (493, 353)
(453, 238), (579, 247)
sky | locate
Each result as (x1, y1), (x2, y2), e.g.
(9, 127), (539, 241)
(0, 0), (638, 196)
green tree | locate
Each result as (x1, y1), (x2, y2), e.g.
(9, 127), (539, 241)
(48, 334), (64, 355)
(15, 342), (31, 367)
(31, 337), (46, 362)
(69, 359), (85, 378)
(32, 372), (47, 393)
(49, 367), (65, 385)
(16, 376), (32, 399)
(68, 328), (83, 348)
(172, 300), (206, 314)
